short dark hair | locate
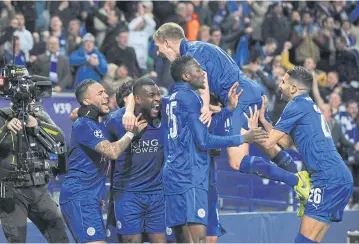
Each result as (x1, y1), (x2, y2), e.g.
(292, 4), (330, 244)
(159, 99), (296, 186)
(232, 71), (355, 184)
(286, 66), (313, 89)
(75, 79), (97, 105)
(170, 56), (195, 82)
(132, 77), (157, 96)
(210, 26), (221, 35)
(116, 80), (134, 108)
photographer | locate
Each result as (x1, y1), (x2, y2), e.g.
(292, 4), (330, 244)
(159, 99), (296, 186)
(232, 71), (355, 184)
(0, 102), (69, 243)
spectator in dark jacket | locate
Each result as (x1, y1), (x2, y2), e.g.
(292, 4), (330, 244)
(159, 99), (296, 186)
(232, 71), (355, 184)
(0, 17), (18, 46)
(31, 36), (72, 92)
(104, 28), (141, 77)
(66, 19), (82, 55)
(262, 2), (291, 52)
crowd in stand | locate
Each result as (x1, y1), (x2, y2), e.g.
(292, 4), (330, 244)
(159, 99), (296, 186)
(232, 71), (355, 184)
(0, 0), (359, 206)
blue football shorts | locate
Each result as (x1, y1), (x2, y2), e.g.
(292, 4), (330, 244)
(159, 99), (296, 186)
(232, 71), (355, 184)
(60, 199), (106, 243)
(224, 99), (272, 135)
(165, 187), (208, 228)
(113, 191), (165, 235)
(304, 182), (353, 224)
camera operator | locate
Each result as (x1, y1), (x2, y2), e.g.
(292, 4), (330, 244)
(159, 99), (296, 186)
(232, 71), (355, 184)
(0, 102), (69, 243)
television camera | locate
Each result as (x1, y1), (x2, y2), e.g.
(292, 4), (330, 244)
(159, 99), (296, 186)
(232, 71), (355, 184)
(0, 36), (67, 197)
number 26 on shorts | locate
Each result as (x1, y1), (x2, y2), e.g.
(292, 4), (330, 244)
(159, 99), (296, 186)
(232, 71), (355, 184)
(308, 188), (322, 205)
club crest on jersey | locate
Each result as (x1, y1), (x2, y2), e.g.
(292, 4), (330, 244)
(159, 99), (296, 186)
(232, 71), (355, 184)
(94, 130), (104, 138)
(166, 227), (172, 235)
(198, 208), (206, 218)
(87, 227), (96, 236)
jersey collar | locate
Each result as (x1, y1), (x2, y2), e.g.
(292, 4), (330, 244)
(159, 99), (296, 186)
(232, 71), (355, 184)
(294, 93), (309, 100)
(173, 82), (193, 91)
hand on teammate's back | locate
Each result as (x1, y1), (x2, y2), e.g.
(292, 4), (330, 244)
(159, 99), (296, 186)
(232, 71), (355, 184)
(227, 82), (243, 112)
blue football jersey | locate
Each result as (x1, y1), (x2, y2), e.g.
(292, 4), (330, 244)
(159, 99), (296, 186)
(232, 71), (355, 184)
(274, 94), (353, 185)
(164, 82), (245, 195)
(60, 117), (108, 202)
(104, 106), (166, 193)
(179, 39), (264, 105)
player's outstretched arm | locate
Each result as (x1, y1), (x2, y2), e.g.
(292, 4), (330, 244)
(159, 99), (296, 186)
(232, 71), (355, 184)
(95, 114), (147, 160)
(189, 111), (267, 149)
(258, 96), (293, 148)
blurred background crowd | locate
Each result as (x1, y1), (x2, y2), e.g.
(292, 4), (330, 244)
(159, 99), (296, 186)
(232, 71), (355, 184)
(0, 0), (359, 207)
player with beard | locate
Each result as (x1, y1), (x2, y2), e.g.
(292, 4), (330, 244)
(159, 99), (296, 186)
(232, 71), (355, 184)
(60, 80), (146, 243)
(256, 67), (353, 243)
(103, 77), (168, 243)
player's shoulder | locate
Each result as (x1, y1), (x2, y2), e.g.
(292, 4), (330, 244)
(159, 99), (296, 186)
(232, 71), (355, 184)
(284, 94), (312, 112)
(161, 96), (170, 104)
(186, 41), (208, 57)
(174, 88), (201, 104)
(73, 117), (98, 132)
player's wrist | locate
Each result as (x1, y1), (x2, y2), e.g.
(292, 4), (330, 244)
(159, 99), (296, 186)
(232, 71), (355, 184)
(259, 116), (266, 123)
(125, 132), (134, 140)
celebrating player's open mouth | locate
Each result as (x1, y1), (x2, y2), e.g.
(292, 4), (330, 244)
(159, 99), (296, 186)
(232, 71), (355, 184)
(101, 100), (109, 113)
(151, 103), (160, 117)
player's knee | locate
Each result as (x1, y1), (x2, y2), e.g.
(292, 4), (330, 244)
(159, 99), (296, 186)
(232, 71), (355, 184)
(228, 150), (246, 171)
(122, 234), (142, 243)
(229, 160), (240, 170)
(229, 156), (245, 171)
(148, 233), (166, 243)
(206, 235), (218, 243)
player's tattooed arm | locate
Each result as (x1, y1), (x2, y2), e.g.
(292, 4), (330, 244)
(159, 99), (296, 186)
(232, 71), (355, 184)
(94, 137), (132, 160)
(95, 113), (147, 160)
